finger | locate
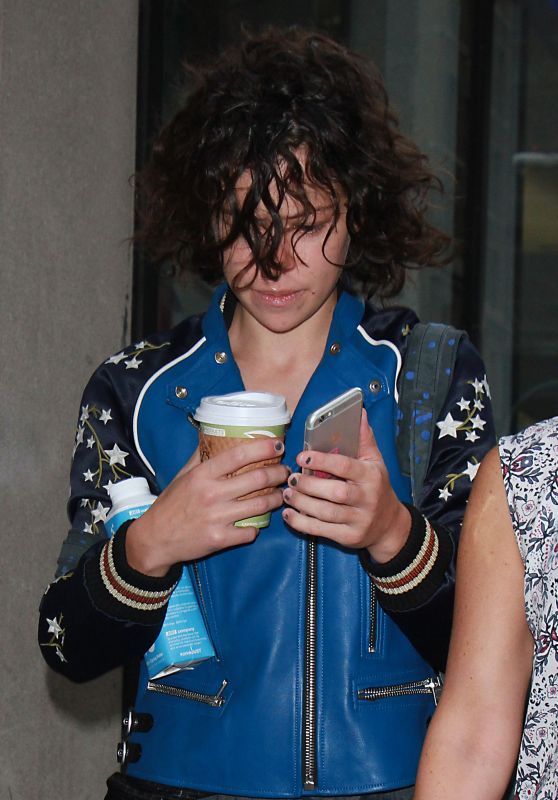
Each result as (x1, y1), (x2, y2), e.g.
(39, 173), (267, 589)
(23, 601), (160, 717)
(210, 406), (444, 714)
(225, 463), (291, 499)
(283, 485), (355, 526)
(232, 487), (286, 524)
(206, 438), (285, 478)
(282, 505), (355, 544)
(295, 450), (361, 481)
(285, 471), (354, 505)
(357, 408), (382, 462)
(205, 521), (260, 554)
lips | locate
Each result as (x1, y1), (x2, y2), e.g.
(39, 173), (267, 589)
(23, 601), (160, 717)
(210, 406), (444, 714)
(254, 290), (300, 307)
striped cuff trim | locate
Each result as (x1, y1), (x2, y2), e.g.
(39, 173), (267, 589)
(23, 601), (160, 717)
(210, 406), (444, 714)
(371, 519), (438, 595)
(99, 536), (178, 612)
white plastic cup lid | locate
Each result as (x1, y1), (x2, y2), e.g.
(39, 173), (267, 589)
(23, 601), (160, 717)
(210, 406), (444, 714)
(194, 391), (290, 427)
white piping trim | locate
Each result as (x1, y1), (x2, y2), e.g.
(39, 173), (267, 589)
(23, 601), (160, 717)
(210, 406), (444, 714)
(133, 336), (207, 474)
(356, 325), (402, 403)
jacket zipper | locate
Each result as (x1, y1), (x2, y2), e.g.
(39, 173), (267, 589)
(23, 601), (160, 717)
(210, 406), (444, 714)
(191, 562), (220, 661)
(358, 675), (442, 705)
(146, 678), (228, 707)
(302, 536), (318, 790)
(369, 582), (377, 653)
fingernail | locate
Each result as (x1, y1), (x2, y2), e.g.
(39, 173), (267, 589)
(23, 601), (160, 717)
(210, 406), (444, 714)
(283, 489), (291, 501)
(282, 509), (290, 521)
(289, 475), (298, 487)
(274, 440), (284, 452)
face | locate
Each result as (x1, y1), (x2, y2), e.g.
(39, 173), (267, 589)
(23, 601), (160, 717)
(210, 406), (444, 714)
(221, 174), (350, 335)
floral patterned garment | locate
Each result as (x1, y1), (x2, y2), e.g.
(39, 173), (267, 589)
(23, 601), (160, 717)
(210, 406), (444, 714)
(500, 417), (558, 800)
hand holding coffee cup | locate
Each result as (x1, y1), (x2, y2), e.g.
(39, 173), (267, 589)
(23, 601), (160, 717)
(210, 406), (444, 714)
(125, 395), (290, 576)
(194, 391), (291, 528)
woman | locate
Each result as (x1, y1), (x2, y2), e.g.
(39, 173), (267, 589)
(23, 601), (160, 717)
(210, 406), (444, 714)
(38, 28), (495, 799)
(415, 417), (558, 799)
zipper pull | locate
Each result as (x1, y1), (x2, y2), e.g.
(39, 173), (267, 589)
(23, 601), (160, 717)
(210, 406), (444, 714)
(210, 679), (228, 707)
(424, 676), (443, 706)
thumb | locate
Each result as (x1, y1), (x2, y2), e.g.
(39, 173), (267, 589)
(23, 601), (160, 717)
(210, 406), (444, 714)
(176, 445), (202, 478)
(357, 409), (381, 462)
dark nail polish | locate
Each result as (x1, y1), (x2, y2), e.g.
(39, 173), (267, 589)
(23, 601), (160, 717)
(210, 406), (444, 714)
(274, 441), (284, 452)
(289, 476), (298, 487)
(305, 456), (312, 465)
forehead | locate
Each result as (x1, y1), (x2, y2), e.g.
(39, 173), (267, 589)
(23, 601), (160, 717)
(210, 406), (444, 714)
(234, 168), (338, 219)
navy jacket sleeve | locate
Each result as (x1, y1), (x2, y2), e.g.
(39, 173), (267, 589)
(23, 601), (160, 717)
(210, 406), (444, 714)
(360, 311), (496, 672)
(38, 336), (184, 682)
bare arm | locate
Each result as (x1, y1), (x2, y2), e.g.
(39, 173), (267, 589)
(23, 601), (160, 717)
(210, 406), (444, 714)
(414, 447), (533, 799)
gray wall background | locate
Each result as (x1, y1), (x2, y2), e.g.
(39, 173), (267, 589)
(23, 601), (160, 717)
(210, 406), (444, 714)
(0, 1), (138, 797)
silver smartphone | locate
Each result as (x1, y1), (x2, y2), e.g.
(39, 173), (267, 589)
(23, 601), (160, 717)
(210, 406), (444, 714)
(303, 387), (363, 476)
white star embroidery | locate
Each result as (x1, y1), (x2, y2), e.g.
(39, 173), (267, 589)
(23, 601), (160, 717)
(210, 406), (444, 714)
(99, 408), (112, 425)
(125, 356), (142, 370)
(80, 498), (89, 507)
(46, 617), (63, 638)
(105, 351), (127, 365)
(55, 648), (67, 663)
(465, 430), (480, 443)
(80, 405), (90, 424)
(438, 486), (452, 501)
(473, 399), (484, 411)
(103, 479), (115, 493)
(105, 443), (128, 466)
(86, 436), (95, 449)
(83, 469), (95, 483)
(134, 340), (147, 349)
(436, 413), (461, 439)
(471, 378), (485, 394)
(463, 461), (480, 481)
(471, 414), (486, 431)
(83, 522), (93, 534)
(75, 426), (85, 445)
(483, 376), (492, 399)
(91, 503), (110, 524)
(457, 397), (470, 412)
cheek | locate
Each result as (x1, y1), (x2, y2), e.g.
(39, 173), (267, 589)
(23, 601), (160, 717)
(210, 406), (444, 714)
(222, 241), (252, 280)
(321, 231), (350, 265)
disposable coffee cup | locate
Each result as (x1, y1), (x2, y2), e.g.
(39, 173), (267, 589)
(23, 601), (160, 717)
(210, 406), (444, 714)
(194, 391), (290, 528)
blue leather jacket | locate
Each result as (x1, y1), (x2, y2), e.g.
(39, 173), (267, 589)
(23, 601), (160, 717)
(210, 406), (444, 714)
(39, 285), (495, 796)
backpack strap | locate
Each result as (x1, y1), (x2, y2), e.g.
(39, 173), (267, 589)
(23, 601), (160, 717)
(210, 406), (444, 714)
(397, 322), (466, 504)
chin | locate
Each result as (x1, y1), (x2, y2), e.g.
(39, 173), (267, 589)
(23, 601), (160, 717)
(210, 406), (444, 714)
(256, 310), (308, 334)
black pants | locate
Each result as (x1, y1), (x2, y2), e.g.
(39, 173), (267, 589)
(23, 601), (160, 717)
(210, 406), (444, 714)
(105, 773), (414, 800)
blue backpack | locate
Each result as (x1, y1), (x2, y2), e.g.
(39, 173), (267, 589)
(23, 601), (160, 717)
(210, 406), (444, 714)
(396, 322), (466, 504)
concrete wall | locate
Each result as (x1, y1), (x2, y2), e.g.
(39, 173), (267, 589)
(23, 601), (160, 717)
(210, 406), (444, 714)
(0, 2), (138, 797)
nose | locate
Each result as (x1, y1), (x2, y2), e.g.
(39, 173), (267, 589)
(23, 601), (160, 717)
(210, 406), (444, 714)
(278, 233), (299, 271)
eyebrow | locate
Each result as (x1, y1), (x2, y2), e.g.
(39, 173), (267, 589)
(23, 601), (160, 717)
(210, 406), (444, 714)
(221, 205), (337, 223)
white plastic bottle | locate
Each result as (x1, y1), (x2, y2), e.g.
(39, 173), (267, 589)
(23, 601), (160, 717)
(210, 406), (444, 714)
(105, 477), (156, 536)
(105, 476), (215, 678)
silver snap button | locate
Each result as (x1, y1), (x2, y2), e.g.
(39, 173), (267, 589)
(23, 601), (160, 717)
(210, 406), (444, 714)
(175, 386), (188, 399)
(214, 351), (228, 364)
(329, 342), (341, 355)
(369, 379), (382, 394)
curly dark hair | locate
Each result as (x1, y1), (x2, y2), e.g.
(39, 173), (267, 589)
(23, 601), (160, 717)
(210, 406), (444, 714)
(135, 27), (451, 298)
